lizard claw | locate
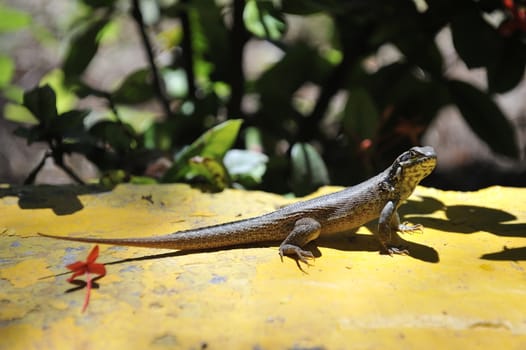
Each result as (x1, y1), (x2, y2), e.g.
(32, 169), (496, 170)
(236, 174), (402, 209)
(398, 222), (424, 234)
(386, 245), (409, 256)
(279, 245), (315, 265)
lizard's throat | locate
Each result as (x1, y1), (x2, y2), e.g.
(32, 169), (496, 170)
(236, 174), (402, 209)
(398, 159), (436, 198)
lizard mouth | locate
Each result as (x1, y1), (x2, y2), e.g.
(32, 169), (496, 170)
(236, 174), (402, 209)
(398, 146), (437, 180)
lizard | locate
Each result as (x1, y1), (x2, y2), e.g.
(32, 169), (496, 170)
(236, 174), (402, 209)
(39, 146), (437, 263)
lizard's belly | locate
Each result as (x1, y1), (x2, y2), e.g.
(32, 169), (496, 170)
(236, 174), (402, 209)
(318, 199), (385, 235)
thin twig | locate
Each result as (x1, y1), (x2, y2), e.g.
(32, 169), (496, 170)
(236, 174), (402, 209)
(24, 151), (50, 185)
(131, 0), (173, 118)
(226, 0), (249, 119)
(179, 0), (196, 99)
(52, 150), (86, 185)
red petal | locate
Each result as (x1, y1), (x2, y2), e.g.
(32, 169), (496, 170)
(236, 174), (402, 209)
(67, 270), (85, 282)
(66, 261), (87, 271)
(86, 245), (100, 264)
(88, 263), (106, 276)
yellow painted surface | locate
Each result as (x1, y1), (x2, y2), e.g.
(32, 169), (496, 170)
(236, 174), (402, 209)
(0, 184), (525, 349)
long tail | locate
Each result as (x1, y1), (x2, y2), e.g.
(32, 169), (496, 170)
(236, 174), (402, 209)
(37, 232), (189, 249)
(38, 216), (283, 250)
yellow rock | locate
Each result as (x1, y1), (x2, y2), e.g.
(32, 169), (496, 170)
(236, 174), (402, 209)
(0, 184), (525, 349)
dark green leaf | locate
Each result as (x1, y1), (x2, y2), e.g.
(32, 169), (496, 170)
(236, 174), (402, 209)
(13, 126), (47, 144)
(487, 39), (526, 94)
(81, 0), (117, 8)
(342, 88), (379, 140)
(162, 119), (243, 182)
(244, 0), (287, 40)
(281, 0), (358, 15)
(90, 120), (136, 152)
(450, 8), (501, 69)
(447, 80), (518, 158)
(113, 68), (155, 104)
(63, 19), (109, 80)
(184, 0), (230, 82)
(23, 84), (58, 126)
(290, 143), (329, 196)
(52, 110), (90, 136)
(255, 43), (331, 129)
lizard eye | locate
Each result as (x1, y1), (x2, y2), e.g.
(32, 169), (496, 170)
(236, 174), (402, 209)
(399, 150), (415, 162)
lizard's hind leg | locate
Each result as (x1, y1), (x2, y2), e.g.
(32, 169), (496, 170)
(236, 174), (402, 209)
(279, 217), (321, 264)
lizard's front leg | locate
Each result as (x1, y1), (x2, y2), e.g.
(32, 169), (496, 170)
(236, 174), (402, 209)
(377, 201), (408, 255)
(279, 217), (321, 264)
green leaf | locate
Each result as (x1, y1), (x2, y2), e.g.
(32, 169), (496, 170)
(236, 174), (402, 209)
(22, 84), (58, 126)
(3, 103), (38, 124)
(342, 88), (379, 140)
(0, 55), (14, 88)
(114, 105), (156, 134)
(450, 8), (501, 69)
(63, 19), (109, 80)
(447, 80), (518, 158)
(130, 176), (158, 184)
(0, 4), (31, 32)
(2, 84), (24, 103)
(290, 143), (329, 196)
(112, 68), (155, 104)
(100, 169), (128, 187)
(244, 0), (287, 40)
(40, 69), (78, 113)
(162, 119), (243, 182)
(187, 156), (230, 192)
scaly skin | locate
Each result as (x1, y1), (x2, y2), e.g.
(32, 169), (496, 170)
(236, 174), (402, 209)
(39, 146), (437, 262)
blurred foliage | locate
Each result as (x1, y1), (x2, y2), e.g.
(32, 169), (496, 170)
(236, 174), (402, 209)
(1, 0), (525, 194)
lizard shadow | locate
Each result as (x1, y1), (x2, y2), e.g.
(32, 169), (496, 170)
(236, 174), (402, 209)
(316, 231), (440, 263)
(403, 197), (526, 260)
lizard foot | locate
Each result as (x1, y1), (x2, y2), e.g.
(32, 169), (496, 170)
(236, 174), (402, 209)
(385, 245), (409, 256)
(279, 244), (315, 265)
(398, 222), (424, 234)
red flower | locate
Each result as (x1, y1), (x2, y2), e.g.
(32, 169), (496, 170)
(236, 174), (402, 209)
(500, 0), (526, 36)
(66, 245), (106, 312)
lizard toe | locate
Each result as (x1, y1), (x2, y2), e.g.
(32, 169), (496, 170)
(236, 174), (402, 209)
(279, 244), (315, 264)
(386, 245), (409, 256)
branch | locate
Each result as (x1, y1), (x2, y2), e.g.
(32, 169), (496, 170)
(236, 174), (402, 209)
(226, 0), (249, 119)
(179, 0), (196, 99)
(131, 0), (173, 118)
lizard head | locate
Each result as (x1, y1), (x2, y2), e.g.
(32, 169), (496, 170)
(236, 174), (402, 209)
(390, 146), (437, 198)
